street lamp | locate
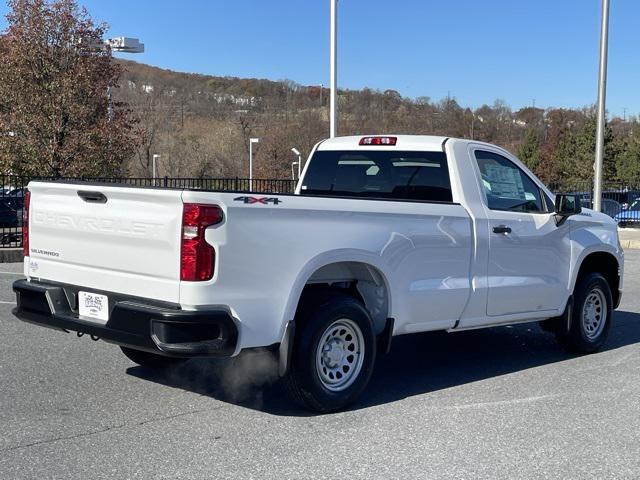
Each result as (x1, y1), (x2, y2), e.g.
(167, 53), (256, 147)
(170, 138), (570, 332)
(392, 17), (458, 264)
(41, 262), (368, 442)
(329, 0), (338, 138)
(469, 111), (478, 140)
(103, 37), (144, 121)
(593, 0), (610, 213)
(152, 154), (160, 185)
(249, 138), (260, 189)
(106, 37), (145, 54)
(291, 147), (302, 180)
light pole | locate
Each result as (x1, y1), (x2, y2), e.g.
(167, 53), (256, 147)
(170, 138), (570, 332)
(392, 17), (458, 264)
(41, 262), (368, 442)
(329, 0), (338, 138)
(103, 37), (144, 121)
(291, 148), (302, 180)
(249, 138), (260, 189)
(152, 154), (159, 186)
(593, 0), (610, 213)
(106, 37), (145, 54)
(83, 36), (144, 54)
(107, 85), (113, 120)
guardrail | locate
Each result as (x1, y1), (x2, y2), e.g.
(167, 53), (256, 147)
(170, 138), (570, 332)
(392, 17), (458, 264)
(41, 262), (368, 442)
(0, 175), (297, 249)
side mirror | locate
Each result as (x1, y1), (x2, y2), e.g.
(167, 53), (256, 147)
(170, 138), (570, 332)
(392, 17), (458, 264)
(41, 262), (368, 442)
(555, 194), (581, 219)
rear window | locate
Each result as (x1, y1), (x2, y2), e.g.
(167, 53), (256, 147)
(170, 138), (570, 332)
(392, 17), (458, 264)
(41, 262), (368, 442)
(301, 150), (453, 202)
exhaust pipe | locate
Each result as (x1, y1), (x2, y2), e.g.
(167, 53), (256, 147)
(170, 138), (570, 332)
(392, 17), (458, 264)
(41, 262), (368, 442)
(76, 332), (99, 341)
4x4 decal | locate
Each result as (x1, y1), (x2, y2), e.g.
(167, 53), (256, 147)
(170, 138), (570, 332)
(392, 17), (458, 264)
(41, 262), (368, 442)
(234, 196), (282, 205)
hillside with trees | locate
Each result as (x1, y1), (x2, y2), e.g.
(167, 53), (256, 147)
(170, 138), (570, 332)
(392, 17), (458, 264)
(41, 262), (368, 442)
(115, 59), (640, 187)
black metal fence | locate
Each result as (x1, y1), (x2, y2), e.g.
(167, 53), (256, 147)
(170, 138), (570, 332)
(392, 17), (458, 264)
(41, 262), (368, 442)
(0, 175), (29, 248)
(549, 181), (640, 227)
(0, 175), (297, 192)
(0, 174), (297, 249)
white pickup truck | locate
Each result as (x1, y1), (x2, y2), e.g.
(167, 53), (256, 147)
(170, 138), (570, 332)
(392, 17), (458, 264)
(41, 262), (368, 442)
(13, 135), (624, 412)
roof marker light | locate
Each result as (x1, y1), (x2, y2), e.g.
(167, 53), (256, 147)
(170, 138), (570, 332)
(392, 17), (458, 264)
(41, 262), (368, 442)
(359, 136), (397, 146)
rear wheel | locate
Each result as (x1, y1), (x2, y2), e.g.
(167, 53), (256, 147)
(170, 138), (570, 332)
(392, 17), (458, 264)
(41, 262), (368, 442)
(120, 346), (187, 369)
(283, 291), (376, 413)
(555, 272), (613, 354)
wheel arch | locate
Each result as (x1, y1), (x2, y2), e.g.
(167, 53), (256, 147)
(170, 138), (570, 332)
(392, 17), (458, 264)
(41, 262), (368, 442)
(572, 250), (621, 308)
(283, 253), (392, 336)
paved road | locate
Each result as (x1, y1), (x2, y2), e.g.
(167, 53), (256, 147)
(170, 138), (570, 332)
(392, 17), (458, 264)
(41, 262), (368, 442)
(1, 253), (639, 479)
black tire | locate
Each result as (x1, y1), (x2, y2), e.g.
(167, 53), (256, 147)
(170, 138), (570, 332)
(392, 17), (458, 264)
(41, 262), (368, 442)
(120, 346), (187, 369)
(555, 272), (613, 354)
(283, 291), (376, 413)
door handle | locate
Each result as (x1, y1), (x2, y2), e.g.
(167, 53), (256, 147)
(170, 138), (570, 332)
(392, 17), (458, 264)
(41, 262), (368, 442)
(493, 225), (512, 234)
(77, 190), (107, 204)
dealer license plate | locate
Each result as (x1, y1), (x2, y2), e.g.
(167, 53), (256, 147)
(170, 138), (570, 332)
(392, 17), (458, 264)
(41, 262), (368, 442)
(78, 291), (109, 323)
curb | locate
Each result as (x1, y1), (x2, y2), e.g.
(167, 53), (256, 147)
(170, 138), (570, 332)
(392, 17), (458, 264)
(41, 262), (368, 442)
(0, 248), (23, 263)
(618, 227), (640, 250)
(620, 240), (640, 250)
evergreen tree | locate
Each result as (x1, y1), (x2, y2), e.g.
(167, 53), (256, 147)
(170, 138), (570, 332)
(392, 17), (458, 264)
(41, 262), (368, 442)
(616, 124), (640, 182)
(554, 117), (621, 188)
(517, 129), (541, 172)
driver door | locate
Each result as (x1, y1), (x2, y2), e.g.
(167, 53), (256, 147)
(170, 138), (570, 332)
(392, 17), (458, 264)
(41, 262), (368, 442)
(474, 150), (571, 317)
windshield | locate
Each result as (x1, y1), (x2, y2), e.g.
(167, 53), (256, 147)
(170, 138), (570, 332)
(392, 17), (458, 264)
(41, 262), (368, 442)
(301, 150), (453, 202)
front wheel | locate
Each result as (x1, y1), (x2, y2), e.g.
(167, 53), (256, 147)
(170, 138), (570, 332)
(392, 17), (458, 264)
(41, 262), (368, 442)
(555, 272), (613, 354)
(283, 292), (376, 413)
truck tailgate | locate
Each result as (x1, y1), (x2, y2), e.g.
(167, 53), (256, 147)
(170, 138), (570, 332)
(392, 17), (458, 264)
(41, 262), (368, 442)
(26, 181), (183, 303)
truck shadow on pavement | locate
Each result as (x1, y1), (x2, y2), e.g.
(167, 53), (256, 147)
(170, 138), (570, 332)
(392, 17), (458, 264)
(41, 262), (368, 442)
(126, 310), (640, 416)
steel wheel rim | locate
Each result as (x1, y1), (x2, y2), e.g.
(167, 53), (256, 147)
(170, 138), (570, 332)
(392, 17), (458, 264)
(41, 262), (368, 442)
(315, 318), (365, 392)
(582, 287), (607, 340)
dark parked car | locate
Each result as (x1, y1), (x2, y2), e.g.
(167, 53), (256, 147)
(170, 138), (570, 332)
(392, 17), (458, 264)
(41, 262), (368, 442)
(7, 188), (25, 210)
(0, 200), (19, 228)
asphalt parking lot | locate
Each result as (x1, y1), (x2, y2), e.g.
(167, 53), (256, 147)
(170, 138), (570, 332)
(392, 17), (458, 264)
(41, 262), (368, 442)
(1, 252), (639, 479)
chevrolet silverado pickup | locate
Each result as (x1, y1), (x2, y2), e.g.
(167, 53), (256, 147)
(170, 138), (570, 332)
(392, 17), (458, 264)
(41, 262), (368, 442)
(13, 135), (624, 412)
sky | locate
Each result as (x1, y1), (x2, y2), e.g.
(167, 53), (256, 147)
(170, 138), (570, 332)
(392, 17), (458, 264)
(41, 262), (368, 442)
(0, 0), (638, 117)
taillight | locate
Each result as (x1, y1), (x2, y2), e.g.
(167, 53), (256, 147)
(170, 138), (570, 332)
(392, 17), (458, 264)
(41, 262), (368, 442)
(359, 136), (397, 146)
(180, 203), (223, 281)
(22, 190), (30, 257)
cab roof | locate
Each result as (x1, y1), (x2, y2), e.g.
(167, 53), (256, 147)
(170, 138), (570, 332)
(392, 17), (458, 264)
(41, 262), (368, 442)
(316, 135), (449, 152)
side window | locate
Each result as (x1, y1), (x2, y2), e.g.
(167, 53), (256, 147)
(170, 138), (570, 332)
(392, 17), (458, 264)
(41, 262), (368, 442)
(474, 150), (545, 213)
